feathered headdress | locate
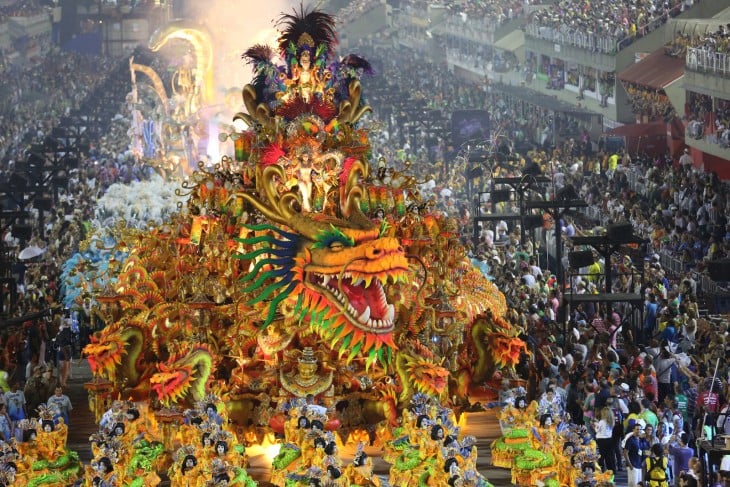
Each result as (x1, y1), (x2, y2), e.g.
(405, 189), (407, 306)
(211, 428), (232, 445)
(173, 444), (197, 463)
(242, 44), (282, 105)
(304, 406), (328, 425)
(210, 458), (230, 477)
(16, 418), (38, 432)
(276, 4), (337, 60)
(99, 438), (124, 464)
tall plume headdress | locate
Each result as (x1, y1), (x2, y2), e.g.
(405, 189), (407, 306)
(276, 4), (337, 74)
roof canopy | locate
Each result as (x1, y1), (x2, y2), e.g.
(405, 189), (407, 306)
(618, 50), (684, 89)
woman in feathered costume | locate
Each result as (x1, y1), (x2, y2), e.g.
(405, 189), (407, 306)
(241, 4), (372, 123)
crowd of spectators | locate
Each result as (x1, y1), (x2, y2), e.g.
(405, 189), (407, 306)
(525, 0), (692, 54)
(376, 22), (730, 481)
(353, 33), (730, 482)
(688, 24), (730, 55)
(0, 49), (119, 159)
(0, 0), (50, 20)
(624, 82), (675, 122)
(334, 0), (385, 25)
(358, 38), (728, 289)
(686, 91), (730, 148)
(0, 3), (727, 480)
(0, 45), (154, 441)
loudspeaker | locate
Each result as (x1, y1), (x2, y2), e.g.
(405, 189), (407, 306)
(8, 172), (28, 189)
(524, 214), (544, 230)
(34, 197), (53, 211)
(491, 189), (511, 203)
(53, 175), (69, 187)
(11, 224), (32, 241)
(607, 223), (634, 242)
(523, 161), (542, 176)
(708, 259), (730, 282)
(466, 166), (483, 178)
(569, 250), (594, 268)
(557, 185), (579, 201)
(451, 110), (490, 148)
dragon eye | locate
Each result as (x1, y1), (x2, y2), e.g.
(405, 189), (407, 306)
(313, 224), (355, 250)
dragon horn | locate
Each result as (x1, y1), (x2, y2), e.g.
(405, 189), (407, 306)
(241, 84), (274, 130)
(130, 61), (169, 116)
(233, 111), (257, 130)
(231, 164), (298, 227)
(336, 81), (371, 126)
(148, 21), (213, 105)
(340, 159), (369, 221)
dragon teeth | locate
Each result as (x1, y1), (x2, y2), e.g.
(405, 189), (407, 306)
(384, 304), (395, 323)
(322, 275), (331, 286)
(352, 276), (363, 286)
(357, 306), (371, 324)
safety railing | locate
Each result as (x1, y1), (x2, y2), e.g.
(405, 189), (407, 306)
(686, 48), (730, 77)
(625, 168), (647, 196)
(524, 5), (683, 54)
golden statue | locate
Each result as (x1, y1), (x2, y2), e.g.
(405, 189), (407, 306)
(279, 347), (333, 397)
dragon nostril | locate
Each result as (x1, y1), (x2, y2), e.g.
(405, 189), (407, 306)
(371, 248), (382, 256)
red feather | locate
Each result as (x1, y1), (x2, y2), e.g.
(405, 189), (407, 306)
(260, 143), (286, 166)
(340, 156), (357, 186)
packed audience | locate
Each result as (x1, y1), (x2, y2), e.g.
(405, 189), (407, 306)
(361, 31), (730, 483)
(0, 3), (728, 483)
(334, 0), (385, 25)
(624, 82), (675, 122)
(0, 49), (119, 160)
(525, 0), (690, 54)
(0, 0), (49, 20)
(686, 91), (730, 148)
(0, 45), (156, 441)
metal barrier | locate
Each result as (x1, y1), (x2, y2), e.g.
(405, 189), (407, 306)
(525, 4), (682, 54)
(686, 48), (730, 77)
(524, 24), (620, 54)
(625, 168), (647, 195)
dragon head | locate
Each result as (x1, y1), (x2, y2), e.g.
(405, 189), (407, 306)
(84, 332), (127, 383)
(395, 342), (450, 402)
(150, 344), (214, 406)
(236, 159), (410, 367)
(404, 355), (450, 398)
(489, 334), (529, 370)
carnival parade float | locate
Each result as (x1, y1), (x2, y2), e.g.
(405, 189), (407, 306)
(69, 5), (532, 486)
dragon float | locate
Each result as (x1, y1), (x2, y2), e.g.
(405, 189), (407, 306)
(82, 6), (527, 451)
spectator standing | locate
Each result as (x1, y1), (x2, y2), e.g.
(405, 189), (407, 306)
(643, 443), (669, 487)
(4, 381), (26, 427)
(679, 148), (693, 168)
(644, 294), (659, 345)
(673, 382), (690, 431)
(54, 319), (73, 388)
(594, 405), (616, 474)
(24, 365), (46, 416)
(47, 386), (72, 426)
(608, 396), (626, 472)
(667, 431), (694, 481)
(654, 346), (677, 404)
(684, 376), (699, 436)
(624, 420), (645, 487)
(0, 403), (12, 442)
(640, 398), (660, 430)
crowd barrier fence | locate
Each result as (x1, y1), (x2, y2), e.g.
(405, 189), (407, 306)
(686, 47), (730, 77)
